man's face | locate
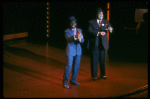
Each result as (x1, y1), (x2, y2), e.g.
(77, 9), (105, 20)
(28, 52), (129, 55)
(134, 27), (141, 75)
(97, 12), (104, 20)
(71, 21), (77, 28)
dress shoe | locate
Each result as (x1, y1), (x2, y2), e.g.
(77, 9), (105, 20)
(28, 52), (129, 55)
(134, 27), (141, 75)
(63, 84), (70, 89)
(70, 82), (80, 85)
(100, 75), (107, 79)
(92, 77), (97, 81)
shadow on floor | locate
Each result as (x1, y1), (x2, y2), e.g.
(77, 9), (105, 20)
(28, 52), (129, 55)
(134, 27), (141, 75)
(3, 44), (66, 69)
(3, 61), (62, 86)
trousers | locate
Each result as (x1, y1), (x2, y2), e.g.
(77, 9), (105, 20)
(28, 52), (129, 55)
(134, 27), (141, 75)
(90, 47), (108, 77)
(63, 55), (81, 85)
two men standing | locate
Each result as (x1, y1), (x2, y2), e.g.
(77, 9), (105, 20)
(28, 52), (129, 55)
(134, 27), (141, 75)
(63, 8), (113, 89)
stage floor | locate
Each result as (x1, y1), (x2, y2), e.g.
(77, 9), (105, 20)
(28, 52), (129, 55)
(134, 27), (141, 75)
(3, 39), (148, 98)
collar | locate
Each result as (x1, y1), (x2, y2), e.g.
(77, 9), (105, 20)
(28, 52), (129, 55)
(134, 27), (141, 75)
(97, 19), (102, 23)
(72, 28), (76, 31)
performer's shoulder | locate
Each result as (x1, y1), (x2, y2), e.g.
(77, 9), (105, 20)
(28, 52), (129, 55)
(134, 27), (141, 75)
(76, 28), (82, 31)
(64, 28), (70, 33)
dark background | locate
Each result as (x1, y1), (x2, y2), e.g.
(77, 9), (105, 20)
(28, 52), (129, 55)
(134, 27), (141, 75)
(3, 1), (148, 62)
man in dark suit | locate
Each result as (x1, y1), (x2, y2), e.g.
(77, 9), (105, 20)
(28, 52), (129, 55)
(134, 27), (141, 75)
(63, 16), (84, 88)
(87, 8), (113, 80)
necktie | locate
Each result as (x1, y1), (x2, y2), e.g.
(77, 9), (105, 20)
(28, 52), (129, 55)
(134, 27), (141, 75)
(99, 20), (101, 27)
(74, 29), (76, 36)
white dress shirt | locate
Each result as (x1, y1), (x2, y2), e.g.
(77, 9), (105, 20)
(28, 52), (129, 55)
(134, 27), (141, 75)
(97, 19), (102, 36)
(97, 19), (102, 24)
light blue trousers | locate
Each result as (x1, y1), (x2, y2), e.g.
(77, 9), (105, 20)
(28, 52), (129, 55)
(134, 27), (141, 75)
(63, 55), (81, 85)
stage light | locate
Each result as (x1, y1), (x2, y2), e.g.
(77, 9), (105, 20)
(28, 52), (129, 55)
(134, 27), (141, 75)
(107, 2), (110, 42)
(47, 34), (49, 37)
(107, 2), (110, 21)
(46, 2), (50, 39)
(107, 3), (110, 9)
(107, 10), (109, 20)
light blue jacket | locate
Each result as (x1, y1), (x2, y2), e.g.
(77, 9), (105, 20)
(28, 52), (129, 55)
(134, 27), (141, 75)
(65, 28), (84, 56)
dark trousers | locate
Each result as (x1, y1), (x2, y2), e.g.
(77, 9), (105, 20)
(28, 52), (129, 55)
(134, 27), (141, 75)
(90, 47), (108, 77)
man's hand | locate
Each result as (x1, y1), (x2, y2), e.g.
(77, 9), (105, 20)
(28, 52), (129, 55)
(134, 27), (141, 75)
(98, 31), (106, 36)
(78, 34), (83, 42)
(75, 34), (83, 42)
(108, 27), (113, 33)
(75, 35), (78, 38)
(78, 34), (83, 39)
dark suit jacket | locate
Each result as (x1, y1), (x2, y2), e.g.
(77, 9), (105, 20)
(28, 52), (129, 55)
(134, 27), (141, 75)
(87, 19), (112, 50)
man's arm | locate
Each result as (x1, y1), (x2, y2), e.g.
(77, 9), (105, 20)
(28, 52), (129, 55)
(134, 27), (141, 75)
(106, 20), (113, 33)
(65, 30), (75, 42)
(88, 21), (106, 36)
(88, 21), (99, 37)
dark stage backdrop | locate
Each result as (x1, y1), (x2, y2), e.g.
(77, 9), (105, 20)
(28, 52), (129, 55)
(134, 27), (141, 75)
(48, 1), (148, 52)
(3, 1), (148, 51)
(3, 1), (47, 41)
(48, 1), (108, 49)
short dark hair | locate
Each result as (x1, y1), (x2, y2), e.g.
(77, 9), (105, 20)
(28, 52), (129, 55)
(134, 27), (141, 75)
(97, 8), (103, 13)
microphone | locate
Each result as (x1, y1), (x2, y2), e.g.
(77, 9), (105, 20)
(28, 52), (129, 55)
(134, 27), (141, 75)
(77, 30), (80, 34)
(77, 30), (82, 42)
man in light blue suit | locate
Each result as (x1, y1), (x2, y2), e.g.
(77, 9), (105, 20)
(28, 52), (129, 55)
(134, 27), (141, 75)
(63, 16), (84, 89)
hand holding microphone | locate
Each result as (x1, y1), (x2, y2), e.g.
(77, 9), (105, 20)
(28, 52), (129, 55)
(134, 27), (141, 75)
(77, 31), (83, 42)
(98, 31), (106, 36)
(108, 27), (113, 33)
